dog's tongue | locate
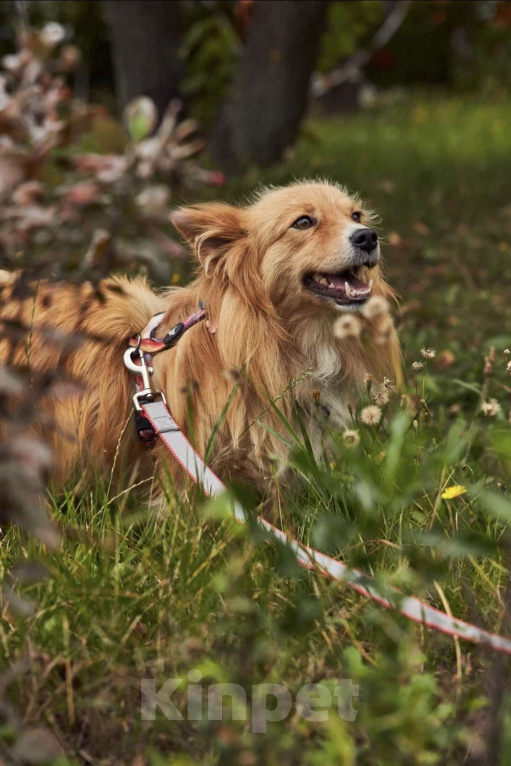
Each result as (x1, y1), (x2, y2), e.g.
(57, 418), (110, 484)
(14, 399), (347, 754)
(329, 273), (369, 291)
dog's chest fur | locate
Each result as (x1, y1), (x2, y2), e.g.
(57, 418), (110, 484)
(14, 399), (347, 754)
(289, 329), (363, 440)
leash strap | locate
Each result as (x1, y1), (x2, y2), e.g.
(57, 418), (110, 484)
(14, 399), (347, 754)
(142, 400), (246, 522)
(140, 398), (511, 654)
(125, 311), (511, 654)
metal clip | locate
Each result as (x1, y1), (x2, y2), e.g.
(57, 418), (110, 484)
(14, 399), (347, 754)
(123, 347), (166, 411)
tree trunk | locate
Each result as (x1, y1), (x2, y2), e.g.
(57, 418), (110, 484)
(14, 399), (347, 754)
(108, 1), (183, 115)
(212, 0), (329, 174)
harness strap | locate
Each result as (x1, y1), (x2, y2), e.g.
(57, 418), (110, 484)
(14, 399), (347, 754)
(127, 307), (207, 444)
(128, 308), (207, 356)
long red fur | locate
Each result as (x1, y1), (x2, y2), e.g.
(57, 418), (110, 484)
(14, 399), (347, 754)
(0, 181), (401, 491)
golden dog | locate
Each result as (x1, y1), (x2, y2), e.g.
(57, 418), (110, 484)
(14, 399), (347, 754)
(0, 180), (401, 490)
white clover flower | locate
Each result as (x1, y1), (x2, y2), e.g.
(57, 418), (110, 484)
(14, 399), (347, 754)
(360, 405), (382, 426)
(342, 429), (360, 447)
(412, 361), (424, 371)
(480, 399), (501, 417)
(373, 389), (390, 407)
(360, 295), (389, 320)
(420, 347), (436, 359)
(333, 314), (361, 339)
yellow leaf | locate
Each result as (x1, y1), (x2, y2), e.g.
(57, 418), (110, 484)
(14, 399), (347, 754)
(441, 485), (467, 500)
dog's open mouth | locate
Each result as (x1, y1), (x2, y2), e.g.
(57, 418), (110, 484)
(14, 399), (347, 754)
(304, 267), (373, 306)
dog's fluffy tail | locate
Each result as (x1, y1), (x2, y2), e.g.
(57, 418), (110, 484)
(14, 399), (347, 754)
(0, 273), (164, 485)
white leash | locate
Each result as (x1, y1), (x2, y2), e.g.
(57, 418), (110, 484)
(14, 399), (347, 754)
(124, 314), (511, 655)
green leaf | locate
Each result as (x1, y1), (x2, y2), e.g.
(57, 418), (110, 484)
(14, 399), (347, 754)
(473, 489), (511, 522)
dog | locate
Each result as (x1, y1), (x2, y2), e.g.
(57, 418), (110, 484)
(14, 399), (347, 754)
(0, 180), (401, 491)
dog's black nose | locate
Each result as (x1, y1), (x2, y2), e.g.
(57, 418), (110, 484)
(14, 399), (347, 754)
(350, 227), (378, 253)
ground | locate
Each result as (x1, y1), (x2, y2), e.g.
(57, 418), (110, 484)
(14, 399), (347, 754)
(2, 93), (511, 766)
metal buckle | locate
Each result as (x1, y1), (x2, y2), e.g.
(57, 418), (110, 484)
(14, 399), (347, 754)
(132, 388), (167, 412)
(123, 347), (167, 412)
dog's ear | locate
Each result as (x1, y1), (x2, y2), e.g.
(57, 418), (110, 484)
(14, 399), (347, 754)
(171, 203), (245, 276)
(172, 202), (278, 317)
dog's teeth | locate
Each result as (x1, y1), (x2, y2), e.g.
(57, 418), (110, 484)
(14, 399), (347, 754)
(369, 279), (373, 290)
(345, 281), (352, 296)
(319, 277), (329, 286)
(313, 272), (324, 283)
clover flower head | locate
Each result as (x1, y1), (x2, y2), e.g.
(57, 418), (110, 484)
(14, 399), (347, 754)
(360, 405), (382, 426)
(333, 314), (362, 339)
(360, 295), (389, 320)
(373, 389), (390, 406)
(480, 399), (501, 417)
(342, 429), (360, 447)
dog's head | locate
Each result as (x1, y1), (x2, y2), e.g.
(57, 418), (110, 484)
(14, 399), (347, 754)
(172, 180), (387, 318)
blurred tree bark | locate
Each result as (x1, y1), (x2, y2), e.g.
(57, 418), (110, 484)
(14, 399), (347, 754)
(211, 0), (329, 174)
(108, 1), (183, 114)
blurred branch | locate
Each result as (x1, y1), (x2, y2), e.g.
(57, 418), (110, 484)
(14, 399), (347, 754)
(312, 0), (413, 98)
(0, 24), (225, 283)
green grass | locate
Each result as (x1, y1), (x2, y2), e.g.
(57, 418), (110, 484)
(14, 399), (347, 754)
(3, 93), (511, 765)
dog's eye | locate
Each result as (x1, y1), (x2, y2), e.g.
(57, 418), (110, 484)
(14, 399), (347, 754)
(292, 215), (316, 231)
(351, 211), (362, 222)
